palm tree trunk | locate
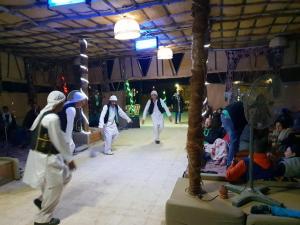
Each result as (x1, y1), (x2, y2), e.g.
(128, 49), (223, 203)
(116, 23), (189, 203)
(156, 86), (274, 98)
(186, 0), (209, 196)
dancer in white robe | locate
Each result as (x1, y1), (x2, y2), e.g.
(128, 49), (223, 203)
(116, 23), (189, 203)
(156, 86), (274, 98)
(23, 91), (76, 225)
(142, 90), (172, 144)
(99, 95), (132, 155)
(58, 90), (88, 153)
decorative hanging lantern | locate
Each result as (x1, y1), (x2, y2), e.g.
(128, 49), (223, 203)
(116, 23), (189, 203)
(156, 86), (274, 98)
(157, 46), (173, 59)
(114, 17), (141, 40)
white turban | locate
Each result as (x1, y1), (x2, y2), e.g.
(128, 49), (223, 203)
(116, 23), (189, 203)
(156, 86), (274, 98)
(151, 90), (158, 96)
(30, 91), (66, 131)
(109, 95), (118, 101)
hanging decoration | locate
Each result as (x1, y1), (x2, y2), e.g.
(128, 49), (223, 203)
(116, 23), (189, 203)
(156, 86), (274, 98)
(171, 53), (184, 75)
(107, 59), (114, 80)
(225, 46), (284, 103)
(62, 75), (68, 95)
(225, 49), (250, 103)
(56, 73), (69, 95)
(137, 57), (152, 77)
(124, 80), (135, 116)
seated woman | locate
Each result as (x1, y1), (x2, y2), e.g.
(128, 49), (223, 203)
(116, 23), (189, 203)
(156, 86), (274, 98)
(274, 144), (300, 179)
(226, 133), (273, 183)
(203, 112), (227, 165)
(270, 118), (293, 153)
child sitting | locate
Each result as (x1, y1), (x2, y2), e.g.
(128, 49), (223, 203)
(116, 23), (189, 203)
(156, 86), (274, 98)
(274, 144), (300, 179)
(226, 135), (273, 183)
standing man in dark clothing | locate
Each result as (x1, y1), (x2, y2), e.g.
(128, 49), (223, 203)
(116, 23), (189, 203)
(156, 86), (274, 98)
(221, 101), (248, 166)
(23, 103), (40, 130)
(19, 103), (41, 148)
(1, 106), (17, 144)
(172, 90), (184, 124)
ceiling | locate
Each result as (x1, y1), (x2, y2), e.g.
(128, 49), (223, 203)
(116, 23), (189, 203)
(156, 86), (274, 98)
(0, 0), (299, 59)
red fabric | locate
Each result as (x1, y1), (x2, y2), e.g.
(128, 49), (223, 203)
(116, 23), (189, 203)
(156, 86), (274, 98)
(223, 133), (230, 144)
(226, 160), (247, 182)
(225, 153), (271, 182)
(253, 153), (271, 169)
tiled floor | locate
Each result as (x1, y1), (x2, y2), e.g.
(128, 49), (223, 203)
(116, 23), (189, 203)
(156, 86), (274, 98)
(0, 121), (188, 225)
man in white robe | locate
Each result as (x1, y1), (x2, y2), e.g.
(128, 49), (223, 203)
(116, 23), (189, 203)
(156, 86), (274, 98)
(99, 95), (132, 155)
(58, 90), (88, 153)
(23, 91), (76, 225)
(142, 90), (172, 144)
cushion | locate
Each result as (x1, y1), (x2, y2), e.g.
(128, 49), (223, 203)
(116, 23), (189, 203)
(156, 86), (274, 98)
(246, 214), (300, 225)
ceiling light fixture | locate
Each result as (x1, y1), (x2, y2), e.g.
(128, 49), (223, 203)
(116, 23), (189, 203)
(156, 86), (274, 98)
(157, 46), (173, 59)
(114, 17), (141, 40)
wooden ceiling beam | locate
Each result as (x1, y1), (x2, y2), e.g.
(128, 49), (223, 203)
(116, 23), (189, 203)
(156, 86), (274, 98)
(220, 0), (224, 48)
(211, 21), (300, 32)
(234, 0), (247, 44)
(0, 5), (109, 54)
(0, 0), (186, 30)
(210, 1), (294, 7)
(211, 9), (300, 23)
(246, 0), (271, 46)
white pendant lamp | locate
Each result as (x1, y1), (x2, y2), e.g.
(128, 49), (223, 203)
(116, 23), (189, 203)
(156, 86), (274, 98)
(114, 17), (141, 40)
(157, 46), (173, 59)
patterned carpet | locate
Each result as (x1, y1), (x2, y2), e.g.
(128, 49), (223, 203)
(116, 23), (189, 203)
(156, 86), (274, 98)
(202, 160), (226, 176)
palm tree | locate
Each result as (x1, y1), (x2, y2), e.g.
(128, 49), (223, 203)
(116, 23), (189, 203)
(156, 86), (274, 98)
(186, 0), (209, 196)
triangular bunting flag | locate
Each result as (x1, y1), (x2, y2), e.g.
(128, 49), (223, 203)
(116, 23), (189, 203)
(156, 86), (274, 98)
(171, 53), (184, 75)
(137, 57), (152, 77)
(107, 59), (114, 80)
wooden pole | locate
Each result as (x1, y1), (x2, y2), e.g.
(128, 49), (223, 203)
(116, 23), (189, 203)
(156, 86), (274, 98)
(79, 39), (89, 131)
(186, 0), (209, 196)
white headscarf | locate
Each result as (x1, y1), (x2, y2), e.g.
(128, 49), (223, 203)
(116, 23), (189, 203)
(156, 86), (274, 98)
(151, 90), (158, 96)
(30, 91), (66, 131)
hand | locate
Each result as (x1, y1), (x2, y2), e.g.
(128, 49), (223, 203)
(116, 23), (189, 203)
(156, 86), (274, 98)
(68, 160), (77, 171)
(169, 117), (173, 122)
(128, 119), (133, 123)
(141, 119), (145, 125)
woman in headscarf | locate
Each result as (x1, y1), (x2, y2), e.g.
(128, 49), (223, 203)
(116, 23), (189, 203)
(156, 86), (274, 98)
(23, 91), (76, 225)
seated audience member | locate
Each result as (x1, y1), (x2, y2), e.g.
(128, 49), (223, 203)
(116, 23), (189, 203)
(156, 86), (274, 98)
(270, 118), (293, 152)
(274, 144), (300, 179)
(221, 101), (248, 166)
(276, 108), (294, 128)
(204, 112), (227, 165)
(204, 112), (226, 144)
(226, 133), (273, 183)
(0, 106), (17, 143)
